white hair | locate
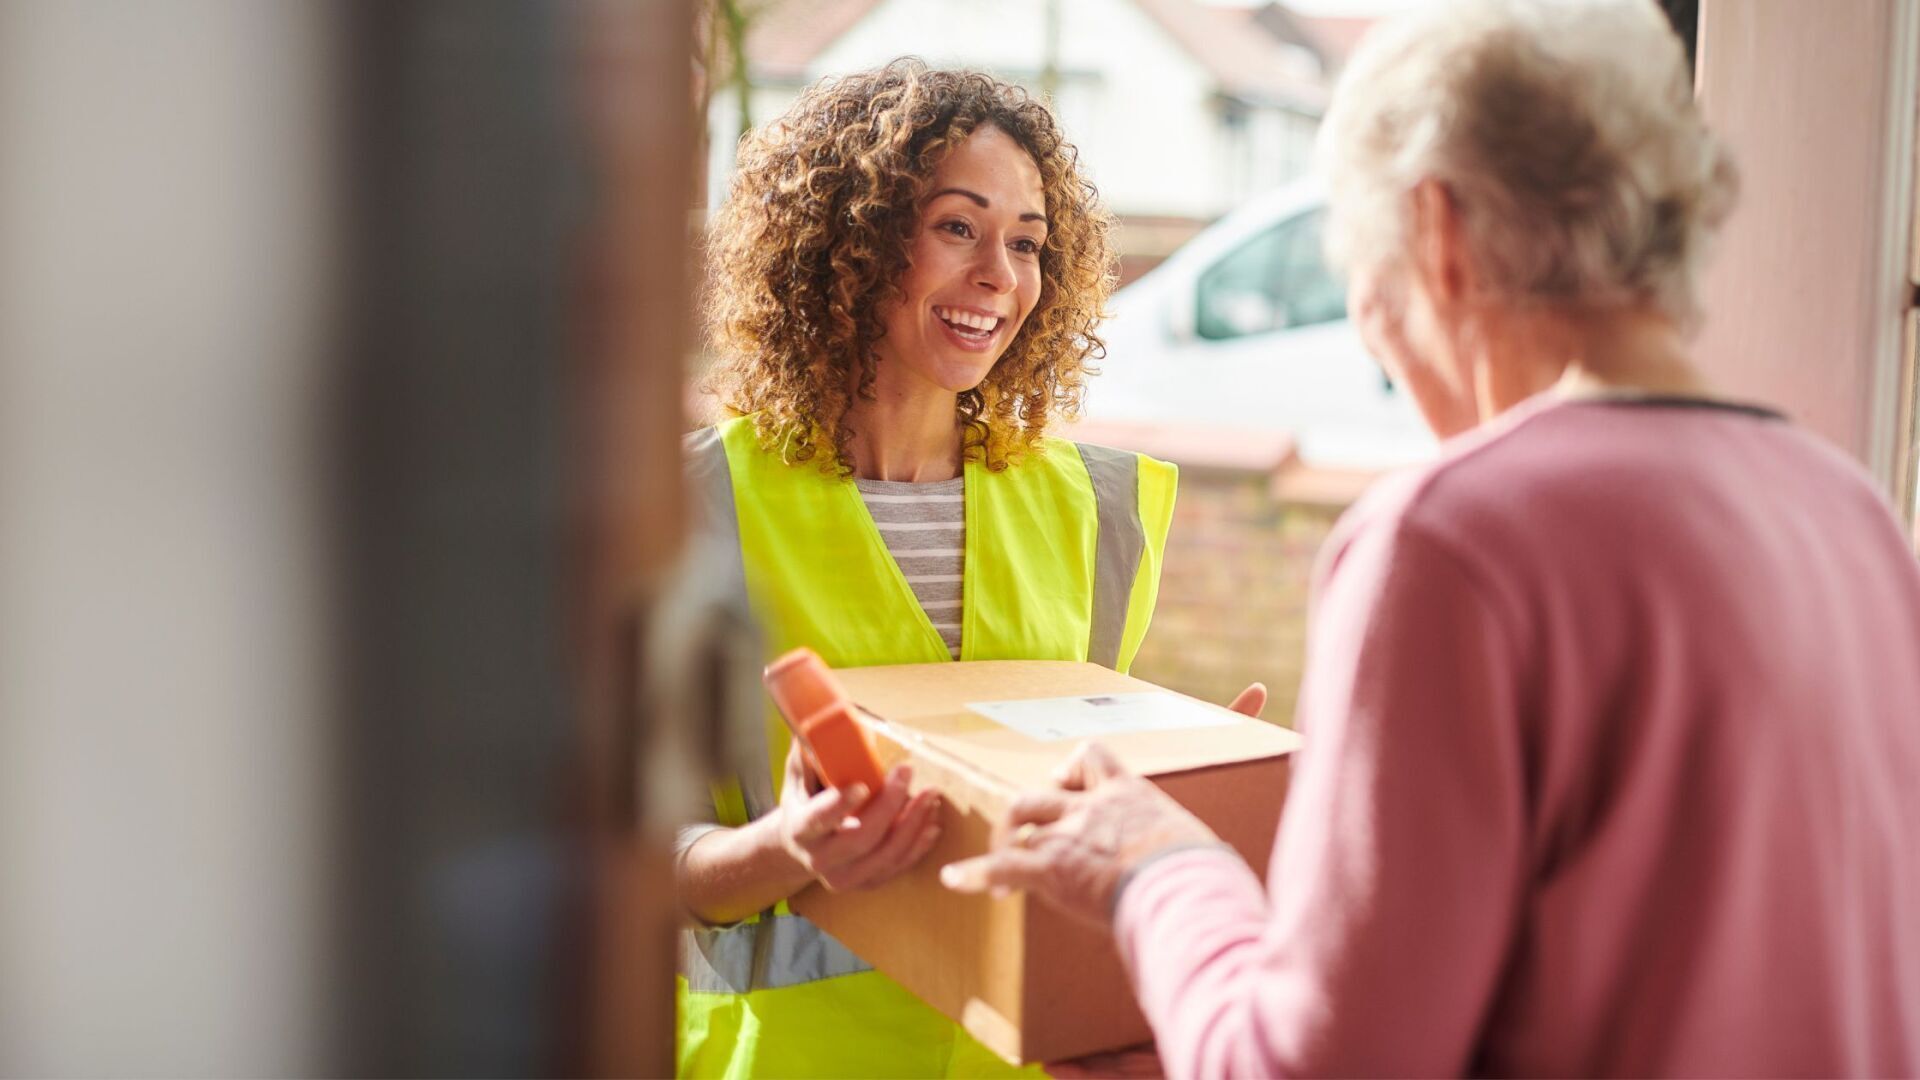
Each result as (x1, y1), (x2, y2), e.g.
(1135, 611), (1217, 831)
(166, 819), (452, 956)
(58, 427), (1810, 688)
(1317, 0), (1739, 330)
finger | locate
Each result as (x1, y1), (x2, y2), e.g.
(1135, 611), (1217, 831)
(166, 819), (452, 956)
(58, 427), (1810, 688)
(852, 788), (939, 869)
(782, 737), (807, 787)
(780, 737), (827, 798)
(840, 789), (942, 886)
(938, 847), (1053, 895)
(1228, 682), (1268, 719)
(848, 763), (914, 829)
(812, 764), (913, 862)
(790, 782), (868, 844)
(1052, 741), (1125, 791)
(1003, 790), (1072, 831)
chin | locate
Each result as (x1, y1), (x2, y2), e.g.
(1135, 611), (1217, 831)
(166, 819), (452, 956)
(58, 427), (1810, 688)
(932, 356), (1003, 395)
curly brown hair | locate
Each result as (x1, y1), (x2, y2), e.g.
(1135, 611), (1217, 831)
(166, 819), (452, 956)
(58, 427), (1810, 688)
(702, 59), (1115, 472)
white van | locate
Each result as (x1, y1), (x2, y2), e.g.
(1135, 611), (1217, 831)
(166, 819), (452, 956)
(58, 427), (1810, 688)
(1083, 180), (1434, 470)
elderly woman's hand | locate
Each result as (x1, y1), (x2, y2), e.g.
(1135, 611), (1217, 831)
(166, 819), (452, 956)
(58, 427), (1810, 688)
(941, 683), (1266, 926)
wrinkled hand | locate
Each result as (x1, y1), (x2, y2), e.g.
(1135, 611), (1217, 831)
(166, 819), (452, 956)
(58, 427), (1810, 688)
(938, 741), (1216, 924)
(1047, 1042), (1163, 1078)
(941, 683), (1266, 926)
(777, 738), (943, 892)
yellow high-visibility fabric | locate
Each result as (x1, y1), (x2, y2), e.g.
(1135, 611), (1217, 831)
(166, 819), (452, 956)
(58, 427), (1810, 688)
(678, 416), (1176, 1078)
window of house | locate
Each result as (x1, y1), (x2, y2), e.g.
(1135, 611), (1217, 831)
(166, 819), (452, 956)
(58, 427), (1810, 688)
(1194, 208), (1347, 341)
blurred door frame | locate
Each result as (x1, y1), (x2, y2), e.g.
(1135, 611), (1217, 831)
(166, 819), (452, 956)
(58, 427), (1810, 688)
(1693, 0), (1920, 535)
(575, 0), (700, 1075)
(335, 1), (694, 1074)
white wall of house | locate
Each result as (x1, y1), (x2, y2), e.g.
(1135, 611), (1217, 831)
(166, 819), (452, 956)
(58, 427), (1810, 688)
(818, 0), (1223, 218)
(1215, 100), (1319, 209)
(704, 83), (808, 207)
(706, 0), (1321, 222)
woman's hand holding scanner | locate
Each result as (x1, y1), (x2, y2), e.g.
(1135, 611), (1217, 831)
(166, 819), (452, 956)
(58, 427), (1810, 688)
(676, 649), (948, 924)
(940, 683), (1265, 926)
(777, 739), (943, 892)
(763, 647), (888, 797)
(765, 647), (942, 891)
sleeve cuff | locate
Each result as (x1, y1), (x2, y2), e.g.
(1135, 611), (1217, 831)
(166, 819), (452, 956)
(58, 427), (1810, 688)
(1110, 841), (1238, 918)
(674, 822), (726, 857)
(1113, 845), (1262, 968)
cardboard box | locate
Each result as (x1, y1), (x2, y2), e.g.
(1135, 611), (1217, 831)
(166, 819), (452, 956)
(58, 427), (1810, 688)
(790, 660), (1302, 1065)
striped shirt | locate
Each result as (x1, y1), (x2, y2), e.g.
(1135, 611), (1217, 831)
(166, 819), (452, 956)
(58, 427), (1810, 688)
(854, 475), (964, 659)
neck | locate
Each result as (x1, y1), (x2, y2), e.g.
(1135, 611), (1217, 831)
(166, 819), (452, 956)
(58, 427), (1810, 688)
(845, 365), (964, 482)
(1467, 304), (1711, 420)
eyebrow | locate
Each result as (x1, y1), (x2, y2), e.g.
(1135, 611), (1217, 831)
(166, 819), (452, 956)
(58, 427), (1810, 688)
(927, 186), (1048, 225)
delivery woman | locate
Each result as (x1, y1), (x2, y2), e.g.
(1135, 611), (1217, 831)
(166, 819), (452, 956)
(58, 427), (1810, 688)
(673, 61), (1183, 1077)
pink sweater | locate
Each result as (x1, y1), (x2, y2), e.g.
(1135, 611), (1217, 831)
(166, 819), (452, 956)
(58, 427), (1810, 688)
(1116, 396), (1920, 1076)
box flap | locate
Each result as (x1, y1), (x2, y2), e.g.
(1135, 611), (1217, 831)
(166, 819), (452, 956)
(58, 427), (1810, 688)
(838, 660), (1301, 792)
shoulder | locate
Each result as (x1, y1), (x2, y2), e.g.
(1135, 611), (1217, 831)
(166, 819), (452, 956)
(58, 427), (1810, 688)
(1036, 435), (1178, 489)
(1334, 397), (1643, 548)
(685, 415), (793, 484)
(683, 414), (754, 456)
(1317, 396), (1863, 609)
(683, 416), (777, 520)
(1313, 401), (1593, 612)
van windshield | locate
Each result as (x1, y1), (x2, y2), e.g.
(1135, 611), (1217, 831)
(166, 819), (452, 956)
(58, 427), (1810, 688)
(1195, 209), (1348, 341)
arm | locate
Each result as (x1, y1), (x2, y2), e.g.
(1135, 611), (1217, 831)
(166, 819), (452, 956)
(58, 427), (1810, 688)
(677, 738), (945, 925)
(677, 816), (818, 927)
(1114, 524), (1529, 1076)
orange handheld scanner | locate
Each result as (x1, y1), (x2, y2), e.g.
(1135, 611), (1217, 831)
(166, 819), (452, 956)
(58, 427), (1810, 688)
(763, 647), (888, 802)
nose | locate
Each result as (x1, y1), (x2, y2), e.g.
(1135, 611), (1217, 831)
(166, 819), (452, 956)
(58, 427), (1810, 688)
(972, 240), (1015, 295)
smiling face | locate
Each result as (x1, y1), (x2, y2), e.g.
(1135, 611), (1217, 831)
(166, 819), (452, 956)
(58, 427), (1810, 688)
(871, 124), (1048, 398)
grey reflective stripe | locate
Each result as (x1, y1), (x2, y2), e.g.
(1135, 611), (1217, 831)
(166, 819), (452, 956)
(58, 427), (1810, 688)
(683, 426), (776, 820)
(683, 425), (740, 545)
(1075, 443), (1145, 670)
(681, 913), (872, 993)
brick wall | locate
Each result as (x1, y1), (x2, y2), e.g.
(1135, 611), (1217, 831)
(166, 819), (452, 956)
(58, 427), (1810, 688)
(1131, 467), (1346, 727)
(1069, 419), (1373, 728)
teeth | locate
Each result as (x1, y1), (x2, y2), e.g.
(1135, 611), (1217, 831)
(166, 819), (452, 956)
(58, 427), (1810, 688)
(935, 306), (1001, 333)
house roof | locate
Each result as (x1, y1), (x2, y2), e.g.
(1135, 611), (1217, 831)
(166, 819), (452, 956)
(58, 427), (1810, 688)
(1244, 3), (1372, 70)
(1131, 0), (1327, 110)
(742, 0), (1330, 111)
(1293, 14), (1374, 66)
(746, 0), (886, 81)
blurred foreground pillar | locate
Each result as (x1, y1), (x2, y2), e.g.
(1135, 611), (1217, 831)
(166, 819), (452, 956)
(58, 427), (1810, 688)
(0, 1), (336, 1071)
(0, 0), (699, 1073)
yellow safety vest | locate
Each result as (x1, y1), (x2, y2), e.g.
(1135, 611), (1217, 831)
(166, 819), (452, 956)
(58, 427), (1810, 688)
(678, 415), (1176, 1079)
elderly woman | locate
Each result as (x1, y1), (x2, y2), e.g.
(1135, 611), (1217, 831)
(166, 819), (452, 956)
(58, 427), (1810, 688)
(945, 1), (1920, 1075)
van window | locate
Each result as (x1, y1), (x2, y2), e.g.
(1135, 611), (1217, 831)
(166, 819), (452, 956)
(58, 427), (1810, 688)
(1194, 208), (1348, 341)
